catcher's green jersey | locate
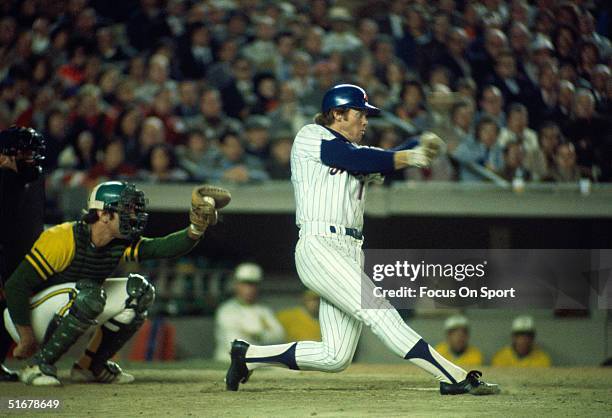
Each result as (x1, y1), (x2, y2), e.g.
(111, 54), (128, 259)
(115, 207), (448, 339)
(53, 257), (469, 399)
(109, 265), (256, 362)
(5, 221), (198, 325)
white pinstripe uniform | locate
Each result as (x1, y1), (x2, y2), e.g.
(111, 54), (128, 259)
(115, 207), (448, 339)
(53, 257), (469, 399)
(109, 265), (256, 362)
(243, 124), (467, 384)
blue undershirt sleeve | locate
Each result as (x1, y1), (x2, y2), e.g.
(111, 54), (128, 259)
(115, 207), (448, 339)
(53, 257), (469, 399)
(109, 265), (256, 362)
(320, 139), (396, 173)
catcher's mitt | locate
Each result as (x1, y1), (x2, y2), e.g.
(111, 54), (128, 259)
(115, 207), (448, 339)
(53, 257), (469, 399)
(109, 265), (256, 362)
(189, 185), (231, 237)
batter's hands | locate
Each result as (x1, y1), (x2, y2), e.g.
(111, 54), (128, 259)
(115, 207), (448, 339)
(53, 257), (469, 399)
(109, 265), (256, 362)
(419, 132), (446, 159)
(394, 148), (431, 169)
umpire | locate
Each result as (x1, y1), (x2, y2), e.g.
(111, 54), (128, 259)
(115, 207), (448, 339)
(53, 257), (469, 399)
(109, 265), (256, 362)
(0, 126), (46, 381)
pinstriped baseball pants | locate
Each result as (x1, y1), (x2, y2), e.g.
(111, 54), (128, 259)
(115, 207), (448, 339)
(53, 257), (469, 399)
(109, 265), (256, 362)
(246, 233), (467, 383)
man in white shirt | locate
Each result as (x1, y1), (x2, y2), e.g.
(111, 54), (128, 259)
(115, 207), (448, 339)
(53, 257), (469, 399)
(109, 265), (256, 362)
(214, 263), (284, 362)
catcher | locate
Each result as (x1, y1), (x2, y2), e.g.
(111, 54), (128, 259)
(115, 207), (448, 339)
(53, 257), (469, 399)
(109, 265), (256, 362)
(1, 180), (230, 386)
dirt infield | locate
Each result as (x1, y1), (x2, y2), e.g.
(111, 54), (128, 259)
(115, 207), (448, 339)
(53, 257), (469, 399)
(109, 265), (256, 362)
(1, 362), (610, 417)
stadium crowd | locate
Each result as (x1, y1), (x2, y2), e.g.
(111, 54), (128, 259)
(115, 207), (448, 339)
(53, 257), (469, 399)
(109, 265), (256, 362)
(0, 0), (610, 188)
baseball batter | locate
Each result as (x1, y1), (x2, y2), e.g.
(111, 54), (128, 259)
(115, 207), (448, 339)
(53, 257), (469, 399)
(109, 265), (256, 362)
(226, 84), (499, 395)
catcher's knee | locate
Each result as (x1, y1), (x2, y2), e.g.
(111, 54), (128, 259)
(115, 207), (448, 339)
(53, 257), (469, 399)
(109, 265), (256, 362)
(72, 280), (107, 323)
(125, 273), (155, 316)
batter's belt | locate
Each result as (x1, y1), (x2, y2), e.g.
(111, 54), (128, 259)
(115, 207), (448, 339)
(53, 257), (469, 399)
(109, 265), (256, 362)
(298, 222), (363, 240)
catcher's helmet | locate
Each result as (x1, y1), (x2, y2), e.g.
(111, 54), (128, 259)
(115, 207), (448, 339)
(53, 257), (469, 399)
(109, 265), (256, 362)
(321, 84), (380, 114)
(87, 181), (148, 240)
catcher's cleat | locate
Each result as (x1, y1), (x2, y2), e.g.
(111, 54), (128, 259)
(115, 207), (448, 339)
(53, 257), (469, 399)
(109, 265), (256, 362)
(225, 339), (252, 391)
(0, 364), (19, 382)
(70, 361), (134, 384)
(439, 370), (500, 395)
(20, 364), (61, 386)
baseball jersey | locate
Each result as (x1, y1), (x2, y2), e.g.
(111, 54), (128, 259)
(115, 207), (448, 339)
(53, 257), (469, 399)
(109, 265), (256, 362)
(291, 124), (386, 230)
(491, 345), (552, 367)
(434, 342), (484, 368)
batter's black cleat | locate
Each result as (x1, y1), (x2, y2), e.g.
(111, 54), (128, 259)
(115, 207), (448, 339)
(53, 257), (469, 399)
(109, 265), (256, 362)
(0, 364), (19, 382)
(225, 340), (252, 391)
(440, 370), (500, 395)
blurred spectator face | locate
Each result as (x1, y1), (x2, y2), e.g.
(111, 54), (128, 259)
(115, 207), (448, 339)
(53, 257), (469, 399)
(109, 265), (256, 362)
(539, 64), (558, 91)
(555, 27), (575, 57)
(32, 58), (51, 84)
(100, 68), (121, 96)
(235, 282), (258, 305)
(179, 81), (198, 107)
(386, 61), (405, 86)
(96, 27), (113, 50)
(129, 56), (146, 81)
(153, 89), (173, 116)
(579, 12), (595, 36)
(402, 84), (424, 108)
(117, 80), (136, 106)
(232, 58), (252, 81)
(246, 127), (270, 150)
(304, 27), (323, 56)
(535, 11), (555, 36)
(257, 77), (278, 100)
(191, 26), (209, 47)
(447, 327), (469, 354)
(510, 24), (530, 54)
(448, 28), (467, 56)
(532, 46), (553, 68)
(256, 19), (276, 41)
(15, 32), (32, 59)
(0, 17), (16, 46)
(187, 131), (208, 154)
(463, 2), (479, 27)
(279, 82), (297, 103)
(120, 108), (142, 138)
(495, 54), (516, 79)
(591, 66), (610, 93)
(79, 89), (100, 116)
(485, 29), (508, 59)
(510, 1), (529, 25)
(574, 91), (595, 119)
(77, 131), (95, 158)
(76, 8), (97, 34)
(539, 125), (560, 157)
(150, 146), (171, 174)
(271, 138), (292, 166)
(84, 56), (102, 83)
(148, 55), (169, 84)
(104, 141), (125, 171)
(140, 117), (165, 149)
(374, 39), (394, 65)
(48, 111), (67, 138)
(228, 14), (247, 37)
(555, 143), (577, 171)
(292, 53), (311, 79)
(453, 104), (474, 131)
(477, 121), (498, 148)
(218, 39), (238, 63)
(358, 19), (379, 47)
(406, 8), (426, 34)
(512, 333), (535, 357)
(220, 134), (244, 162)
(508, 108), (527, 132)
(559, 63), (577, 84)
(579, 43), (599, 68)
(481, 87), (503, 115)
(432, 13), (450, 41)
(379, 128), (400, 149)
(429, 67), (450, 88)
(558, 81), (575, 108)
(504, 142), (524, 170)
(277, 34), (295, 58)
(200, 90), (222, 119)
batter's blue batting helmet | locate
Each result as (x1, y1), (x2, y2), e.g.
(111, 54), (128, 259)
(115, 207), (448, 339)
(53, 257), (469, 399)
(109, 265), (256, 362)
(321, 84), (380, 114)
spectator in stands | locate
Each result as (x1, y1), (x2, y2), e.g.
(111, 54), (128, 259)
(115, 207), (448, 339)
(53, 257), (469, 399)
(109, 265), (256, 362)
(174, 80), (200, 119)
(435, 315), (483, 368)
(532, 122), (563, 181)
(557, 80), (575, 124)
(86, 139), (136, 186)
(135, 54), (177, 104)
(498, 103), (541, 176)
(211, 131), (269, 183)
(453, 116), (503, 182)
(550, 143), (581, 183)
(214, 263), (285, 362)
(433, 99), (474, 153)
(241, 15), (277, 71)
(96, 26), (128, 64)
(533, 61), (561, 125)
(176, 130), (218, 182)
(436, 27), (471, 85)
(244, 116), (271, 160)
(277, 290), (321, 342)
(178, 22), (213, 79)
(43, 109), (69, 172)
(220, 57), (256, 120)
(126, 116), (165, 165)
(186, 88), (242, 142)
(266, 134), (292, 180)
(253, 72), (280, 115)
(323, 7), (361, 55)
(488, 50), (535, 108)
(591, 65), (610, 114)
(469, 29), (509, 86)
(477, 85), (506, 126)
(138, 143), (188, 183)
(499, 142), (531, 181)
(395, 80), (430, 131)
(492, 315), (552, 367)
(564, 89), (610, 179)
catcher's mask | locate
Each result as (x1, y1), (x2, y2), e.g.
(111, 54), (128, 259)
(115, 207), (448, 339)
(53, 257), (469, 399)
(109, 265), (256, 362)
(0, 125), (46, 181)
(87, 181), (149, 240)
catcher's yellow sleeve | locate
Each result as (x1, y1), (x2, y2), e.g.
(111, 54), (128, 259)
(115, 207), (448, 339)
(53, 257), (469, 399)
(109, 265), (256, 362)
(122, 238), (143, 263)
(25, 222), (76, 280)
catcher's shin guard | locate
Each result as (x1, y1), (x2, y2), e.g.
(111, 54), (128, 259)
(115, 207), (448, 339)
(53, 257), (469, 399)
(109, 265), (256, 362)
(76, 274), (154, 375)
(32, 280), (106, 366)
